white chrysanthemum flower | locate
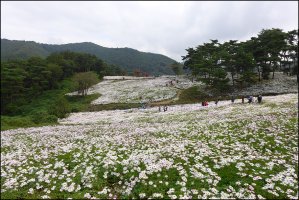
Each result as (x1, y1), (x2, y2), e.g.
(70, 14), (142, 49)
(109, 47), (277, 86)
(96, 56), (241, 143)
(84, 193), (91, 199)
(41, 195), (50, 199)
(139, 193), (146, 198)
(28, 188), (34, 194)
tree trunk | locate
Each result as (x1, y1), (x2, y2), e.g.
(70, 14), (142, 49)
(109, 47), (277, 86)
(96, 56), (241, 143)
(272, 62), (275, 79)
(257, 66), (261, 82)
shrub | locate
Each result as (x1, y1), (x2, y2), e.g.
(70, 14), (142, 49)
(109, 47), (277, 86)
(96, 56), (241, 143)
(31, 111), (58, 124)
(1, 116), (35, 130)
(48, 97), (71, 118)
(44, 114), (58, 123)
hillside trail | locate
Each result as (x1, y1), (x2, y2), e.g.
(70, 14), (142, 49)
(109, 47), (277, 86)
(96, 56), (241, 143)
(150, 87), (183, 106)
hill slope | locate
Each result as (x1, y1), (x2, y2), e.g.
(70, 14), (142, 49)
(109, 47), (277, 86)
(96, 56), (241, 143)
(1, 39), (176, 75)
(1, 93), (298, 199)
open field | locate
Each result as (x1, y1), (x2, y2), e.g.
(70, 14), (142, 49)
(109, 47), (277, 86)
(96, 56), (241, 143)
(1, 93), (298, 199)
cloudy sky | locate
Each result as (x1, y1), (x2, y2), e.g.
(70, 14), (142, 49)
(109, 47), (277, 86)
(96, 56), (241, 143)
(1, 1), (298, 61)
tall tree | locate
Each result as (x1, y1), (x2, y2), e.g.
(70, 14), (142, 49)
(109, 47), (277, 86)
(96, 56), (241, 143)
(183, 40), (229, 90)
(73, 71), (99, 96)
(256, 28), (287, 79)
(1, 62), (27, 114)
(171, 61), (183, 75)
(286, 30), (298, 78)
(219, 40), (239, 86)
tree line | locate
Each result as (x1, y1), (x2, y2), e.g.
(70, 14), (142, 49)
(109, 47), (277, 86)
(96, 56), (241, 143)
(182, 28), (298, 91)
(1, 51), (124, 115)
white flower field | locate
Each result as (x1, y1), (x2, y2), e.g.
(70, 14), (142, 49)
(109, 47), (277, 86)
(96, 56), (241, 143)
(67, 76), (203, 104)
(1, 91), (298, 199)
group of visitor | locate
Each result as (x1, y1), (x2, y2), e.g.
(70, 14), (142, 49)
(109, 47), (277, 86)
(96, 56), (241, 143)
(166, 79), (179, 87)
(201, 94), (263, 107)
(141, 94), (263, 112)
(158, 105), (168, 112)
(243, 95), (263, 104)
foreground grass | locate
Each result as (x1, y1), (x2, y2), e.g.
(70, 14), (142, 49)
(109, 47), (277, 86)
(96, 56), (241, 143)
(1, 94), (298, 199)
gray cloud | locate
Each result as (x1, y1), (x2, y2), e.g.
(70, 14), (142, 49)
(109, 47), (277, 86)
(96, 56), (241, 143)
(1, 1), (298, 61)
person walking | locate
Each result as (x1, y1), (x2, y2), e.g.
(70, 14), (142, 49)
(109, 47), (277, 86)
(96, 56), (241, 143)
(163, 105), (168, 112)
(231, 95), (235, 103)
(248, 96), (253, 103)
(215, 99), (219, 106)
(257, 95), (262, 103)
(204, 101), (209, 106)
(241, 96), (245, 104)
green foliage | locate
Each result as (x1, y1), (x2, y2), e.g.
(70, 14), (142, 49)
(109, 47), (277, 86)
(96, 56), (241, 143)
(48, 97), (71, 118)
(47, 63), (63, 89)
(1, 51), (110, 115)
(72, 71), (99, 96)
(87, 103), (140, 112)
(183, 28), (297, 89)
(175, 86), (209, 104)
(31, 111), (58, 124)
(66, 93), (101, 112)
(246, 28), (290, 80)
(183, 40), (230, 91)
(170, 61), (184, 75)
(1, 76), (101, 130)
(1, 116), (35, 130)
(1, 39), (176, 76)
(240, 71), (259, 85)
(1, 42), (174, 129)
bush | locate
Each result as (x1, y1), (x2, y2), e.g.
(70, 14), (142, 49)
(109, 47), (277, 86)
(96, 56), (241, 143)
(48, 97), (71, 118)
(31, 111), (58, 124)
(1, 116), (35, 130)
(44, 114), (58, 123)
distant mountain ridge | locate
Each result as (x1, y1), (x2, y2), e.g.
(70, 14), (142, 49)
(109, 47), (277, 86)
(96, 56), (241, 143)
(1, 39), (176, 75)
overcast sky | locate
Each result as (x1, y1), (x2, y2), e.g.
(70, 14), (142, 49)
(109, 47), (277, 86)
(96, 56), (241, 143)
(1, 1), (298, 61)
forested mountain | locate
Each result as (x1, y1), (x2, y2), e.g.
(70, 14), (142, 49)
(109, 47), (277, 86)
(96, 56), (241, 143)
(1, 39), (176, 75)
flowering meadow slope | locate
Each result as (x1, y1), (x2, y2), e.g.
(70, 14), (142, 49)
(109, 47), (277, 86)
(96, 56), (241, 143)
(68, 76), (203, 104)
(1, 94), (298, 199)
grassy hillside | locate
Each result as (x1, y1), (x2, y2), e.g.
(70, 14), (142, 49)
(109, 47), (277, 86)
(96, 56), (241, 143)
(1, 39), (176, 75)
(1, 39), (49, 60)
(0, 78), (100, 131)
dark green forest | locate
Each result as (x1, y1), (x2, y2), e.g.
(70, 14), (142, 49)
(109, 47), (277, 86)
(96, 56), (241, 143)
(182, 28), (298, 91)
(1, 39), (175, 75)
(1, 51), (126, 129)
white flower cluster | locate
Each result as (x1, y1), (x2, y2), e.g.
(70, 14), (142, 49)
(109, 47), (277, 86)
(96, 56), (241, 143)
(67, 75), (203, 104)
